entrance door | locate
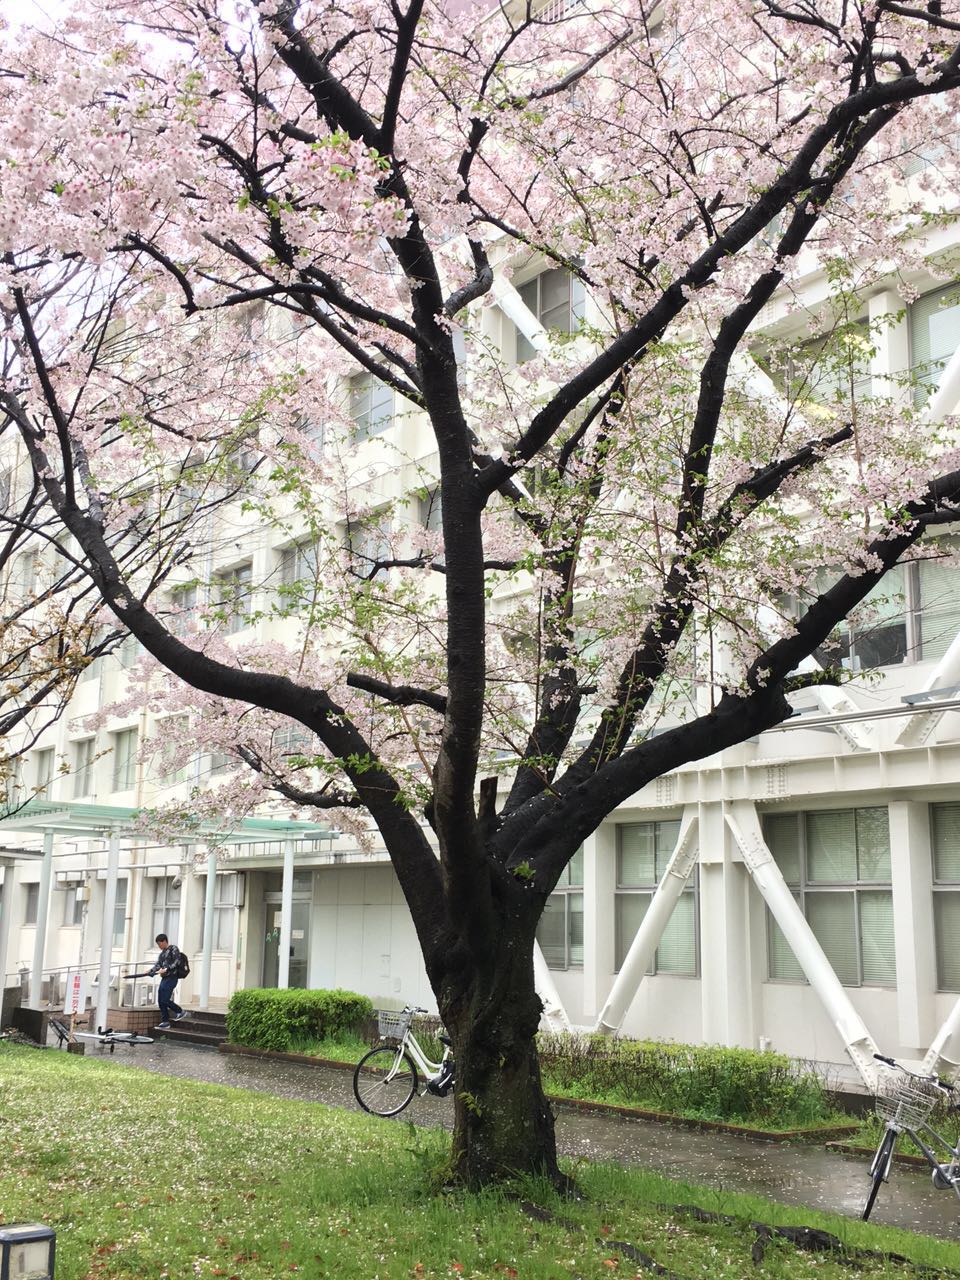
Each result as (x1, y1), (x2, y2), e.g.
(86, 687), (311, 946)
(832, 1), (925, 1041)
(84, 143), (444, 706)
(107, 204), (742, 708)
(262, 900), (310, 988)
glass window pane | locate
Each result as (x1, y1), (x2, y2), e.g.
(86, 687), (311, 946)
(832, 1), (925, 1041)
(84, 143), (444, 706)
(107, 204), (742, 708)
(935, 892), (960, 991)
(763, 813), (801, 884)
(568, 892), (584, 967)
(856, 808), (891, 881)
(615, 892), (650, 971)
(919, 552), (960, 661)
(536, 895), (567, 968)
(767, 892), (805, 981)
(654, 819), (682, 878)
(910, 283), (960, 401)
(618, 824), (656, 886)
(806, 891), (858, 985)
(806, 811), (857, 882)
(655, 891), (696, 975)
(859, 891), (895, 985)
(933, 804), (960, 881)
(564, 847), (584, 886)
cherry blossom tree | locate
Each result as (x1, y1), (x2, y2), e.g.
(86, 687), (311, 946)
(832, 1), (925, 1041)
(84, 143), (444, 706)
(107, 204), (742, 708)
(3, 0), (960, 1187)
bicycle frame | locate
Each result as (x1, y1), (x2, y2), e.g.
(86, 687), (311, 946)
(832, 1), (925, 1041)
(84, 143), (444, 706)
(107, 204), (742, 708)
(397, 1026), (450, 1088)
(893, 1117), (960, 1194)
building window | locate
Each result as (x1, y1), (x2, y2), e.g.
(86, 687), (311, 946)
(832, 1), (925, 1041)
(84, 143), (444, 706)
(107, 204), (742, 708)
(111, 727), (138, 792)
(909, 281), (960, 404)
(931, 804), (960, 991)
(214, 563), (253, 634)
(536, 847), (584, 969)
(763, 808), (894, 987)
(516, 268), (586, 363)
(280, 539), (321, 590)
(168, 583), (198, 637)
(159, 717), (190, 786)
(24, 882), (39, 926)
(345, 512), (392, 576)
(201, 873), (240, 952)
(274, 725), (314, 760)
(63, 884), (84, 928)
(615, 820), (697, 975)
(34, 748), (54, 801)
(783, 320), (873, 407)
(418, 487), (442, 534)
(811, 538), (960, 671)
(350, 373), (394, 441)
(112, 877), (128, 948)
(73, 738), (95, 799)
(152, 876), (181, 941)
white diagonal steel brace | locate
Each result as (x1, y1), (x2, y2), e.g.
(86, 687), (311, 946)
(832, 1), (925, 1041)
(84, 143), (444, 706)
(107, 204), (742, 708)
(593, 808), (699, 1035)
(725, 800), (879, 1089)
(534, 940), (572, 1033)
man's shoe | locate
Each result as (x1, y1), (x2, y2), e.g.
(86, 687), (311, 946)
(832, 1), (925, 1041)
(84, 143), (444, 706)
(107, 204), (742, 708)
(154, 1021), (171, 1030)
(174, 1010), (190, 1021)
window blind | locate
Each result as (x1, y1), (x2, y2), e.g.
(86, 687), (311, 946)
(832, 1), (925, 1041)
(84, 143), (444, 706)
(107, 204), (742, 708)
(910, 283), (960, 401)
(933, 803), (960, 881)
(806, 891), (858, 985)
(806, 810), (857, 882)
(859, 891), (896, 985)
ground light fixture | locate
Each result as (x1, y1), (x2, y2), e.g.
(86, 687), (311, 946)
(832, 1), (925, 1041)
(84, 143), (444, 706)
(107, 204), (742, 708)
(0, 1224), (56, 1279)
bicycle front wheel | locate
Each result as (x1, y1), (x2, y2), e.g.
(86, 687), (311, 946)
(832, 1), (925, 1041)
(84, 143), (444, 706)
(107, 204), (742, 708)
(862, 1129), (897, 1220)
(353, 1045), (419, 1116)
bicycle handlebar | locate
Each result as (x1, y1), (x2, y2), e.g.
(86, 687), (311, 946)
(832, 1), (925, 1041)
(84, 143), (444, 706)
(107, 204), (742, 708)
(873, 1051), (956, 1092)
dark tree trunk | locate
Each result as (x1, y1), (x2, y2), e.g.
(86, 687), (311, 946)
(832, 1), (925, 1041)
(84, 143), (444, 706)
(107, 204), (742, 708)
(438, 912), (567, 1190)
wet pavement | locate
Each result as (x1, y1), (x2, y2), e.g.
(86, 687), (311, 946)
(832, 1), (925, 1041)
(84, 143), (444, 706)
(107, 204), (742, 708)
(77, 1037), (960, 1242)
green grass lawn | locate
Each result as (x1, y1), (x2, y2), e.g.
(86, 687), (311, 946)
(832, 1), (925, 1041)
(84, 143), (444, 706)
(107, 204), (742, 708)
(1, 1042), (958, 1280)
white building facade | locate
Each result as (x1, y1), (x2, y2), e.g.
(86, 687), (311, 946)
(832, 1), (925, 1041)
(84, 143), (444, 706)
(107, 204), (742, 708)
(4, 205), (960, 1090)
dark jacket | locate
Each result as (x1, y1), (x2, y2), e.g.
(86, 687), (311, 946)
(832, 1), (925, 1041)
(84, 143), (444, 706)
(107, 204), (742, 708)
(150, 944), (181, 979)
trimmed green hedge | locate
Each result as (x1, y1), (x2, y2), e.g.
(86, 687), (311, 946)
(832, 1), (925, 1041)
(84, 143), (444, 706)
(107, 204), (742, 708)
(538, 1033), (838, 1128)
(227, 988), (373, 1052)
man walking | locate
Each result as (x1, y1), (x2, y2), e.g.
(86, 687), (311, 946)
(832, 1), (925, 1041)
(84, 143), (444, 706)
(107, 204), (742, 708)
(150, 933), (190, 1029)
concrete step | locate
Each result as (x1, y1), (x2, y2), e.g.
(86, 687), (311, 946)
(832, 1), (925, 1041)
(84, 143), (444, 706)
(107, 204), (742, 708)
(153, 1009), (228, 1047)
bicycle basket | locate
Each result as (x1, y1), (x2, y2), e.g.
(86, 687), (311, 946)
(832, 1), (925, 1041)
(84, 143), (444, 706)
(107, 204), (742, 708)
(377, 1009), (413, 1040)
(875, 1071), (943, 1128)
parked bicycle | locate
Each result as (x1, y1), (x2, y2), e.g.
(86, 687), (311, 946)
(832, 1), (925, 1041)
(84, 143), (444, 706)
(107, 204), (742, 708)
(353, 1006), (455, 1117)
(861, 1052), (960, 1220)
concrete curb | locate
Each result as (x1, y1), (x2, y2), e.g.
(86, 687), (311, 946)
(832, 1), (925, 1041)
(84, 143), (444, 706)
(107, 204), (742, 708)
(217, 1041), (859, 1143)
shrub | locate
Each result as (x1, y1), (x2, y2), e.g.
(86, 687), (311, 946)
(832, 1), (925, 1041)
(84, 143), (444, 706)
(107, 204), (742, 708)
(537, 1033), (838, 1128)
(227, 988), (373, 1053)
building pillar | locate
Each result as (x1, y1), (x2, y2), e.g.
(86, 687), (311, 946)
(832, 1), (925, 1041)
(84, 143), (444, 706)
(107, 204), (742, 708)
(699, 802), (754, 1047)
(582, 826), (616, 1023)
(0, 859), (17, 992)
(95, 828), (121, 1032)
(29, 830), (54, 1007)
(889, 800), (935, 1052)
(278, 839), (294, 989)
(199, 848), (217, 1011)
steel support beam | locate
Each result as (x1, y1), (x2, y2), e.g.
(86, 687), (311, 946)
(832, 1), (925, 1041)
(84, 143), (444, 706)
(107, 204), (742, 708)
(725, 801), (879, 1088)
(593, 810), (698, 1035)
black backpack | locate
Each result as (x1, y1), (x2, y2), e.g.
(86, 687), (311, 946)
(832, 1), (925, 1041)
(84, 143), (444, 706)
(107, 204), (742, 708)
(174, 950), (190, 980)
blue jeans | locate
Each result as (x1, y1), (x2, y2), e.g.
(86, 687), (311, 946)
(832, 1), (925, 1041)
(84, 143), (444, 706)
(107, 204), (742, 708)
(158, 976), (182, 1022)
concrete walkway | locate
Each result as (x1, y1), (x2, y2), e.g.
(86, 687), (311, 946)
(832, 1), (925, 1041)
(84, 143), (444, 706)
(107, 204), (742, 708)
(79, 1036), (960, 1242)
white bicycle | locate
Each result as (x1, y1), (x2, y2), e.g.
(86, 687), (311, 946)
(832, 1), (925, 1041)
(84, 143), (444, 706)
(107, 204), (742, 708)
(352, 1006), (455, 1117)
